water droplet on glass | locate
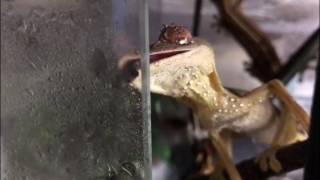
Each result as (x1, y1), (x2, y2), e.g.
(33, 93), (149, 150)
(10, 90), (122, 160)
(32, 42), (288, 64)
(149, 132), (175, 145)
(29, 61), (37, 70)
(120, 162), (136, 177)
(27, 89), (34, 96)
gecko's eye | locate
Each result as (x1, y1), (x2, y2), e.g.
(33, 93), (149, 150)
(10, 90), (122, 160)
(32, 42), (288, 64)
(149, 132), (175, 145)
(159, 24), (193, 45)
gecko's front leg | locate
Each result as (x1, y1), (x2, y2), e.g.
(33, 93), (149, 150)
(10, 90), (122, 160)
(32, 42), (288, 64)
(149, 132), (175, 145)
(210, 132), (241, 180)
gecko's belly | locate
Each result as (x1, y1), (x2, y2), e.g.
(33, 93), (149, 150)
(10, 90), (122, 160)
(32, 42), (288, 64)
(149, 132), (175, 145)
(225, 100), (276, 133)
(200, 100), (276, 133)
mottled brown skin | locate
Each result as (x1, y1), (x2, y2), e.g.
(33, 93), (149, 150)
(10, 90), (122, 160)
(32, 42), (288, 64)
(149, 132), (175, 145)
(119, 26), (309, 180)
(158, 24), (193, 45)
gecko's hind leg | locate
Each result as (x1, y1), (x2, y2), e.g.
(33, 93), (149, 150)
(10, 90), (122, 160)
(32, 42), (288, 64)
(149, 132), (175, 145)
(254, 108), (292, 172)
(268, 80), (309, 131)
(245, 79), (309, 131)
(244, 80), (309, 172)
(255, 106), (307, 172)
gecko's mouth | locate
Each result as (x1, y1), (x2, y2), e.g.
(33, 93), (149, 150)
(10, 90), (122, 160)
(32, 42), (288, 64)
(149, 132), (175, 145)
(121, 50), (190, 82)
(150, 50), (189, 64)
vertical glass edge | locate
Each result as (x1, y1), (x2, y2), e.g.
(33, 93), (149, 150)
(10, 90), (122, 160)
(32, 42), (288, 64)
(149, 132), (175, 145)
(139, 0), (152, 179)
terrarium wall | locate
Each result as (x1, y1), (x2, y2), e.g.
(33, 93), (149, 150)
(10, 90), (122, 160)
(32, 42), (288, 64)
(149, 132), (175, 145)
(1, 0), (145, 179)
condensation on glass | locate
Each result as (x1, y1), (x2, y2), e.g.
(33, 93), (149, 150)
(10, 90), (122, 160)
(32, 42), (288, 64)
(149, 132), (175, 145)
(1, 0), (148, 179)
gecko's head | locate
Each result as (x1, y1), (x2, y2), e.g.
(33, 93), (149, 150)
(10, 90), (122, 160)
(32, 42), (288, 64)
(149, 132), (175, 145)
(119, 25), (215, 98)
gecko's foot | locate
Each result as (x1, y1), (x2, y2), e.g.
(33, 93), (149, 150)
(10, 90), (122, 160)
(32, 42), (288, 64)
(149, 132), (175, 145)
(255, 146), (282, 173)
(193, 152), (215, 176)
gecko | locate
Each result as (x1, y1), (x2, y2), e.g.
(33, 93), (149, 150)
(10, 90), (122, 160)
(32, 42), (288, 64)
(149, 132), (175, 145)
(118, 25), (309, 180)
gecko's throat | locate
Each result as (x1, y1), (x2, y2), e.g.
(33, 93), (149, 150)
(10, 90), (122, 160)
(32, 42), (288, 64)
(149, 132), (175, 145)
(122, 50), (189, 81)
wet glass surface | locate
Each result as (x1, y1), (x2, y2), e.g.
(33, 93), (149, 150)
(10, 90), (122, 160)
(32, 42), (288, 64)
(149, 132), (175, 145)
(1, 0), (146, 179)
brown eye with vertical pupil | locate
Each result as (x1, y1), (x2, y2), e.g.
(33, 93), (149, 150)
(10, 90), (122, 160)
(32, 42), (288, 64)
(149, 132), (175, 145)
(159, 25), (193, 45)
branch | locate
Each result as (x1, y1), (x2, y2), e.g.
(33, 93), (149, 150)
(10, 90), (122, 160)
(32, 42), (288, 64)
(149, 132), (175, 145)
(188, 140), (307, 180)
(210, 0), (282, 82)
(235, 141), (307, 180)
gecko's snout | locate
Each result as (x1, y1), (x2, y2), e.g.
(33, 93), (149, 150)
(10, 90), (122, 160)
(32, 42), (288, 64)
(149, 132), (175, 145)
(119, 59), (140, 82)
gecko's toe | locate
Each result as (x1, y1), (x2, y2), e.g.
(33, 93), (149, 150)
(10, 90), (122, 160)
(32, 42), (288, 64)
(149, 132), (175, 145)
(255, 155), (269, 172)
(270, 154), (282, 173)
(255, 146), (282, 173)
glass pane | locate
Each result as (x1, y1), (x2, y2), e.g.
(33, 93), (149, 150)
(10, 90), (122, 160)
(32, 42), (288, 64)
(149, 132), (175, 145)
(1, 0), (148, 179)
